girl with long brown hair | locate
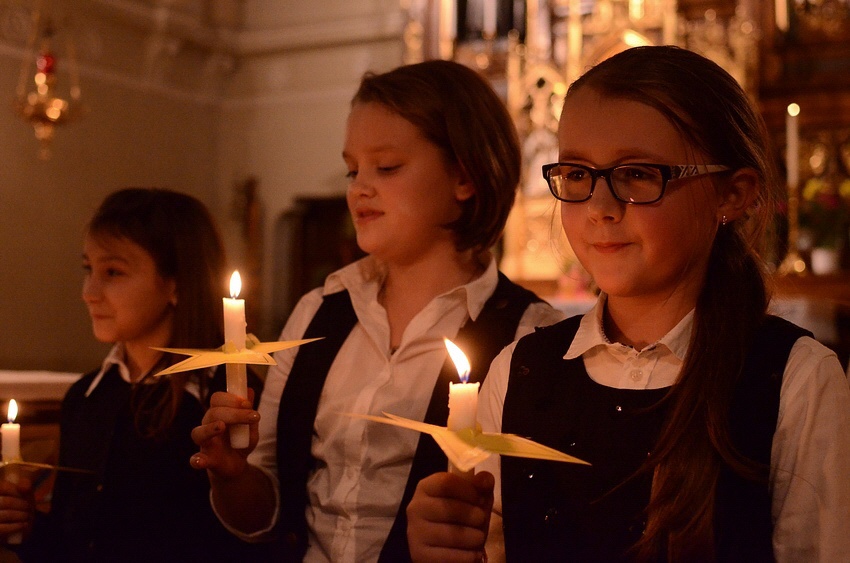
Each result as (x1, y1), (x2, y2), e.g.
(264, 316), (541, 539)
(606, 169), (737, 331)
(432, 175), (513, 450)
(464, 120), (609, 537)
(407, 46), (850, 562)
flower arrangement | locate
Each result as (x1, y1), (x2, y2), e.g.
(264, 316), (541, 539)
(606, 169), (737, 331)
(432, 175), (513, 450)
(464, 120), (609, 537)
(799, 178), (850, 250)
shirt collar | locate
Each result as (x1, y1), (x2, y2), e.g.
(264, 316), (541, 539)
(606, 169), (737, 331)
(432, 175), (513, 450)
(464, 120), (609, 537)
(322, 254), (497, 321)
(85, 343), (132, 397)
(566, 293), (693, 361)
(84, 343), (213, 400)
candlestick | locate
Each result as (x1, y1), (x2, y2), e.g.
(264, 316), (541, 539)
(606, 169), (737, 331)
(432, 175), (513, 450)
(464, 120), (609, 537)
(223, 271), (250, 448)
(2, 400), (22, 544)
(444, 339), (478, 477)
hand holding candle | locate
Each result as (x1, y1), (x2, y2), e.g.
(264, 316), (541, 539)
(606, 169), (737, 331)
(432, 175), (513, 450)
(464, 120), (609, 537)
(2, 400), (22, 544)
(223, 271), (250, 449)
(444, 339), (478, 477)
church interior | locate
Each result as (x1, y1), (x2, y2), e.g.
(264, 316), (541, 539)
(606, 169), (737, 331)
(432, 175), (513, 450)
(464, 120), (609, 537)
(1, 1), (849, 539)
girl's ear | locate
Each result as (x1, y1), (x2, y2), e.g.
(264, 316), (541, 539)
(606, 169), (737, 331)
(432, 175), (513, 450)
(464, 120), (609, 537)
(717, 168), (759, 223)
(453, 164), (476, 202)
(167, 279), (178, 308)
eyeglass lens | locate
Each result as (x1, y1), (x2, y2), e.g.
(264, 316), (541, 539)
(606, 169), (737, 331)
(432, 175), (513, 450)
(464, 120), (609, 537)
(548, 164), (664, 203)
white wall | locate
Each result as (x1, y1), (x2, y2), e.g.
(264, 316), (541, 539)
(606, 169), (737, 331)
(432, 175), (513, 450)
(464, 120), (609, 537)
(0, 0), (406, 371)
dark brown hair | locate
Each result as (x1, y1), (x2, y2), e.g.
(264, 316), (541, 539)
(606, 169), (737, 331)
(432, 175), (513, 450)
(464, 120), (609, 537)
(352, 59), (521, 253)
(567, 46), (781, 560)
(87, 187), (227, 437)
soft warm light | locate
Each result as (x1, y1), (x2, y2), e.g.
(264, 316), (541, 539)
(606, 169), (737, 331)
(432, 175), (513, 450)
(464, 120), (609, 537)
(7, 400), (17, 424)
(444, 338), (471, 383)
(787, 103), (800, 117)
(229, 270), (242, 299)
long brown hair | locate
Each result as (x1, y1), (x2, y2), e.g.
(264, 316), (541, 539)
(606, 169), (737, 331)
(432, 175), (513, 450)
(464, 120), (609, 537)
(567, 46), (782, 560)
(87, 187), (227, 438)
(352, 59), (521, 253)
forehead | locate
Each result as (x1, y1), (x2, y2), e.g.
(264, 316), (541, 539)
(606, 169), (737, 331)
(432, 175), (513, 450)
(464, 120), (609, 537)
(558, 87), (695, 164)
(84, 234), (153, 265)
(343, 102), (426, 153)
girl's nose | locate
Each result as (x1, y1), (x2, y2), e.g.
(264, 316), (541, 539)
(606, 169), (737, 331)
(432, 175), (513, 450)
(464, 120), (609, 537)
(586, 179), (624, 222)
(82, 276), (101, 303)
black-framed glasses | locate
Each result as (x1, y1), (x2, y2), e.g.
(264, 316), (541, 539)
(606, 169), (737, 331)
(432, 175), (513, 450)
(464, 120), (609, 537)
(542, 162), (732, 204)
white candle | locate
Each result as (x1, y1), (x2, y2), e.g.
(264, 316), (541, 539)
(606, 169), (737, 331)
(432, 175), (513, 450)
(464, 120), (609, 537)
(223, 271), (250, 449)
(445, 339), (478, 476)
(1, 399), (21, 462)
(483, 0), (497, 37)
(440, 0), (456, 59)
(2, 400), (22, 544)
(786, 103), (800, 188)
(776, 0), (789, 32)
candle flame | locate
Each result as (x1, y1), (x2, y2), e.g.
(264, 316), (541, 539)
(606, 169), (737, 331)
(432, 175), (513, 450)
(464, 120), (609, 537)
(7, 399), (17, 424)
(444, 338), (471, 383)
(787, 103), (800, 117)
(229, 271), (242, 299)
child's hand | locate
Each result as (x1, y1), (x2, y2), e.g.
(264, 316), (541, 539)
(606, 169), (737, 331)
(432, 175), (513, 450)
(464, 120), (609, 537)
(407, 470), (494, 563)
(190, 389), (260, 480)
(0, 477), (34, 543)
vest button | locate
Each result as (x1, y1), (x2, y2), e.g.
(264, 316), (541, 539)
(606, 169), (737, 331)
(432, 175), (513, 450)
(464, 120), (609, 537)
(544, 507), (559, 525)
(517, 366), (530, 376)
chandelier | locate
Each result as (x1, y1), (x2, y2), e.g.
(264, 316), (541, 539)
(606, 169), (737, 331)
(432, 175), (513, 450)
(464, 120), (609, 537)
(14, 13), (83, 159)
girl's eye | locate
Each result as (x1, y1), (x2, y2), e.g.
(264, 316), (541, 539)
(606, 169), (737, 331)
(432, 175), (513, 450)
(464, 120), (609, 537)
(82, 263), (92, 274)
(105, 268), (124, 278)
(377, 164), (401, 173)
(345, 170), (358, 179)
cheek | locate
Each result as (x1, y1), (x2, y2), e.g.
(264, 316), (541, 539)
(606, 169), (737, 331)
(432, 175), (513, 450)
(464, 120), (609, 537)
(560, 203), (583, 243)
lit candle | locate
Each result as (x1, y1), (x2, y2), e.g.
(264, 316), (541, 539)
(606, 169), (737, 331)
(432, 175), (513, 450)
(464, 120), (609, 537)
(483, 0), (497, 37)
(444, 338), (478, 476)
(2, 400), (22, 545)
(786, 103), (800, 188)
(223, 271), (250, 449)
(1, 399), (20, 462)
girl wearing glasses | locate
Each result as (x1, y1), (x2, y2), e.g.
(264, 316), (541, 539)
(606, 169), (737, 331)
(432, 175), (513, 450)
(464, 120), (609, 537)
(407, 46), (850, 562)
(190, 60), (563, 562)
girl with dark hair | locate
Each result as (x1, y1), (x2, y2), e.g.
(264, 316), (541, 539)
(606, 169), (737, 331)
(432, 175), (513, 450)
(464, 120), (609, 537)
(0, 187), (263, 562)
(407, 46), (850, 562)
(190, 60), (563, 562)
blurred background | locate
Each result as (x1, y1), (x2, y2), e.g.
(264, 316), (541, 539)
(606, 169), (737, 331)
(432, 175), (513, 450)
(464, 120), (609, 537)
(0, 0), (848, 377)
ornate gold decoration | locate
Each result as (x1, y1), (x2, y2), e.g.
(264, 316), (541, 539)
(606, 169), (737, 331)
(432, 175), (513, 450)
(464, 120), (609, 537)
(13, 11), (83, 159)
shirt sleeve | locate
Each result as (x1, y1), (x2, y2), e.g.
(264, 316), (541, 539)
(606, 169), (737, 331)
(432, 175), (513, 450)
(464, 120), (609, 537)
(212, 287), (326, 540)
(771, 336), (850, 561)
(478, 342), (516, 562)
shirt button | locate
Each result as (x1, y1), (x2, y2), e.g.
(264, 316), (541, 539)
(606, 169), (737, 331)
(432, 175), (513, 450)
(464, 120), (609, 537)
(630, 369), (643, 382)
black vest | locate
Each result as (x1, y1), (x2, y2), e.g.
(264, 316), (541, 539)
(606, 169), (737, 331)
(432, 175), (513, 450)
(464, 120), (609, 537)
(274, 272), (542, 562)
(501, 315), (810, 562)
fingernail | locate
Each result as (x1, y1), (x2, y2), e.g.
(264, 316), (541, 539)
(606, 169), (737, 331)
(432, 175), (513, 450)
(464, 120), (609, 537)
(248, 412), (260, 422)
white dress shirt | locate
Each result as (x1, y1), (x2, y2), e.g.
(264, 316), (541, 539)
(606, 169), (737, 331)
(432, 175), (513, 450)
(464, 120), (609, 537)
(479, 295), (850, 562)
(224, 255), (564, 562)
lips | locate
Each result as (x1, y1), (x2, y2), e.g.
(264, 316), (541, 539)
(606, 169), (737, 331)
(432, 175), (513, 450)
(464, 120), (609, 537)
(592, 242), (630, 253)
(353, 207), (383, 223)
